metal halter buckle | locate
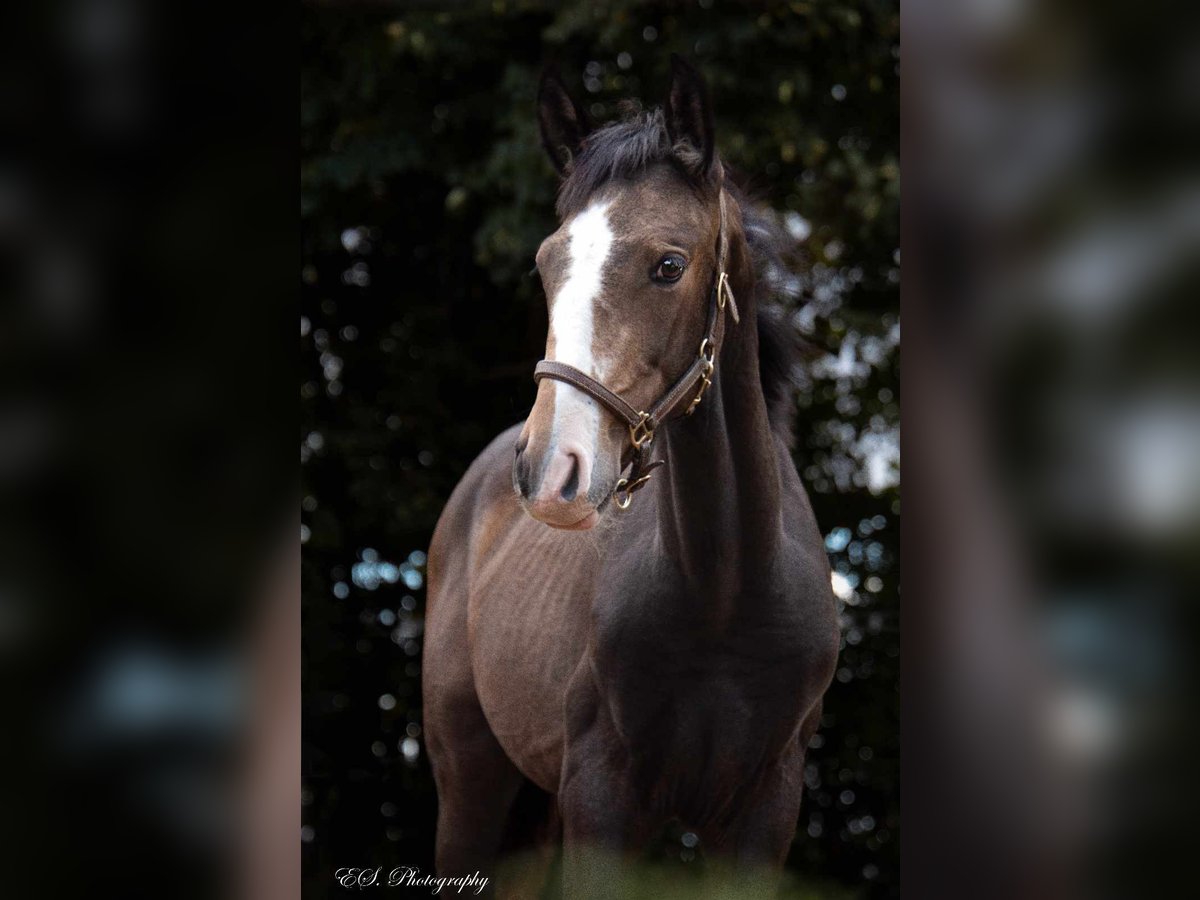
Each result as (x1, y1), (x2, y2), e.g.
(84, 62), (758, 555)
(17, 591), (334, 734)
(629, 411), (654, 449)
(685, 339), (717, 416)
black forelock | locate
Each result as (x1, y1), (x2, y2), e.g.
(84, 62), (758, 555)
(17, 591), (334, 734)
(556, 106), (701, 219)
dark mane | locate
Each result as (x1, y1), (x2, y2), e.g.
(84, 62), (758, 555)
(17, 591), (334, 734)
(559, 107), (803, 445)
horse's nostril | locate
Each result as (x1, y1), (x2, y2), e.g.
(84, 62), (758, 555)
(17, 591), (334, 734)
(560, 454), (580, 502)
(514, 452), (532, 499)
(515, 435), (528, 457)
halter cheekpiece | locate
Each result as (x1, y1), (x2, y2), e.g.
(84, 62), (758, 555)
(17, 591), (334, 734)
(533, 187), (740, 510)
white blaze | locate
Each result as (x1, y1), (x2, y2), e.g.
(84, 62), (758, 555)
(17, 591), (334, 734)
(548, 201), (613, 448)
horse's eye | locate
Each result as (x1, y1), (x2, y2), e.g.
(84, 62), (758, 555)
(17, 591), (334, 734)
(653, 254), (687, 283)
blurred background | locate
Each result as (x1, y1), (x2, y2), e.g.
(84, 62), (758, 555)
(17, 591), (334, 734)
(301, 1), (900, 898)
(2, 1), (293, 898)
(904, 0), (1200, 897)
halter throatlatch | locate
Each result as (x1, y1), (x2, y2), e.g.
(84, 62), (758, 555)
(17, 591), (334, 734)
(532, 187), (739, 510)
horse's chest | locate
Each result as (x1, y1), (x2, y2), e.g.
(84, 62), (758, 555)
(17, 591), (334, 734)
(592, 666), (799, 822)
(593, 617), (813, 790)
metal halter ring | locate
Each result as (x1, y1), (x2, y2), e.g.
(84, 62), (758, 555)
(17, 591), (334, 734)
(629, 411), (654, 449)
(716, 271), (730, 309)
(613, 472), (653, 509)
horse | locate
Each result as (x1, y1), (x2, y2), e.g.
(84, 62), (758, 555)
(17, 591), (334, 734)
(423, 57), (839, 897)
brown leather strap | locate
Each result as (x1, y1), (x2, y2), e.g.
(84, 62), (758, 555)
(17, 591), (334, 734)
(533, 360), (644, 429)
(647, 276), (726, 423)
(532, 185), (738, 508)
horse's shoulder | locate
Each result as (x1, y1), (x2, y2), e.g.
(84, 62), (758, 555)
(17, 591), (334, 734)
(429, 422), (525, 590)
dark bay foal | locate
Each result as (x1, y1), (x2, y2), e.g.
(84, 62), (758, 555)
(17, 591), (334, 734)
(424, 58), (839, 897)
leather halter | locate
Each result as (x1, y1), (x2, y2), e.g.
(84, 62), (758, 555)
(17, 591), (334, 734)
(533, 189), (740, 510)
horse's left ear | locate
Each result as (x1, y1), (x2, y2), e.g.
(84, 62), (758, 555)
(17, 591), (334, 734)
(664, 54), (717, 180)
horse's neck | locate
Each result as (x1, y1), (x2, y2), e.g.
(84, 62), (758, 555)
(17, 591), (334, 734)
(654, 296), (782, 603)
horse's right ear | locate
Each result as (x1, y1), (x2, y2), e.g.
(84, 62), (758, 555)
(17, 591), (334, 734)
(537, 67), (593, 176)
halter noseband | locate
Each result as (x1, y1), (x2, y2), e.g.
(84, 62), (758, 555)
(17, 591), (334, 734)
(532, 188), (740, 510)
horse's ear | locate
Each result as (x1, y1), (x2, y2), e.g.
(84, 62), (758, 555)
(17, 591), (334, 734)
(664, 54), (717, 180)
(662, 54), (715, 181)
(537, 67), (593, 177)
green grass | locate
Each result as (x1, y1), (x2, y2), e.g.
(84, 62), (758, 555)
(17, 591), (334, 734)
(493, 850), (862, 900)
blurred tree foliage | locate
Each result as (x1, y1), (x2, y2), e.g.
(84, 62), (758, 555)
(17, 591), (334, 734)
(302, 1), (898, 897)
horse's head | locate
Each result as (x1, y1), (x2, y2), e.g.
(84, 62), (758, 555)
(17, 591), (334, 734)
(514, 57), (728, 530)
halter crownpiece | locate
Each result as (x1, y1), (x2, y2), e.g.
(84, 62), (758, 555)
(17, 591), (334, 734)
(532, 187), (739, 510)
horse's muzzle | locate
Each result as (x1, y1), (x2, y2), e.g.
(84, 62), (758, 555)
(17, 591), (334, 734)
(514, 440), (600, 530)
